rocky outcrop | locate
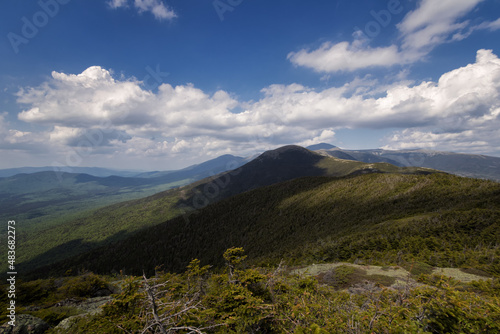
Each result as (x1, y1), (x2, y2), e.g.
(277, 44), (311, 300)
(0, 314), (49, 334)
(51, 296), (112, 333)
(0, 296), (113, 334)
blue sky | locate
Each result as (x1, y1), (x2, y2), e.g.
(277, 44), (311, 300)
(1, 0), (500, 170)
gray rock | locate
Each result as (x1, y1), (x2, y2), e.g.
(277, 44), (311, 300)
(0, 314), (49, 334)
(54, 296), (112, 314)
(52, 296), (113, 333)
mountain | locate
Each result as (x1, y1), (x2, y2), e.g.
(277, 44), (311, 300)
(372, 149), (500, 180)
(11, 150), (500, 333)
(177, 145), (434, 211)
(0, 155), (246, 181)
(306, 143), (337, 150)
(0, 166), (144, 178)
(309, 145), (500, 181)
(27, 171), (500, 278)
(135, 154), (246, 179)
(320, 149), (357, 161)
(11, 145), (436, 274)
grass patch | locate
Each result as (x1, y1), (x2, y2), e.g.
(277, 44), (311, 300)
(460, 267), (493, 278)
(316, 265), (397, 290)
(365, 274), (397, 287)
(317, 265), (367, 290)
(403, 262), (434, 278)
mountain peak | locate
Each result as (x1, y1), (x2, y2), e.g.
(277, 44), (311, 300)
(260, 145), (315, 158)
(306, 143), (337, 151)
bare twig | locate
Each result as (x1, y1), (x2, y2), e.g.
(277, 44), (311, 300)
(143, 272), (167, 334)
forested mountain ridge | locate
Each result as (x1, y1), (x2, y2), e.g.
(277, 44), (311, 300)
(27, 172), (500, 279)
(176, 145), (435, 210)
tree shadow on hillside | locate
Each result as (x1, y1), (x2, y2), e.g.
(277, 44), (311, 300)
(16, 230), (131, 280)
(23, 176), (338, 279)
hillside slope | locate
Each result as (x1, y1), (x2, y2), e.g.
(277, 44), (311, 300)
(28, 172), (500, 278)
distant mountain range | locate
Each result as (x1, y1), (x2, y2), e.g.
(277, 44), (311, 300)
(0, 154), (247, 234)
(0, 166), (144, 178)
(306, 144), (500, 181)
(0, 154), (247, 179)
(1, 144), (497, 237)
(3, 144), (499, 181)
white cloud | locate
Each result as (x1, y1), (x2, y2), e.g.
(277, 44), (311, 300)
(398, 0), (481, 35)
(288, 42), (401, 73)
(108, 0), (128, 9)
(0, 113), (46, 151)
(398, 0), (483, 56)
(134, 0), (176, 20)
(11, 49), (500, 167)
(288, 0), (487, 73)
(297, 130), (337, 148)
(107, 0), (176, 21)
(383, 129), (493, 151)
(383, 49), (500, 155)
(17, 66), (153, 128)
(475, 17), (500, 31)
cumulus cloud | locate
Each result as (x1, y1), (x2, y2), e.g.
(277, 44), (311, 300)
(107, 0), (176, 20)
(12, 49), (500, 167)
(17, 66), (154, 128)
(288, 0), (486, 73)
(383, 49), (500, 155)
(49, 126), (132, 147)
(0, 113), (46, 151)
